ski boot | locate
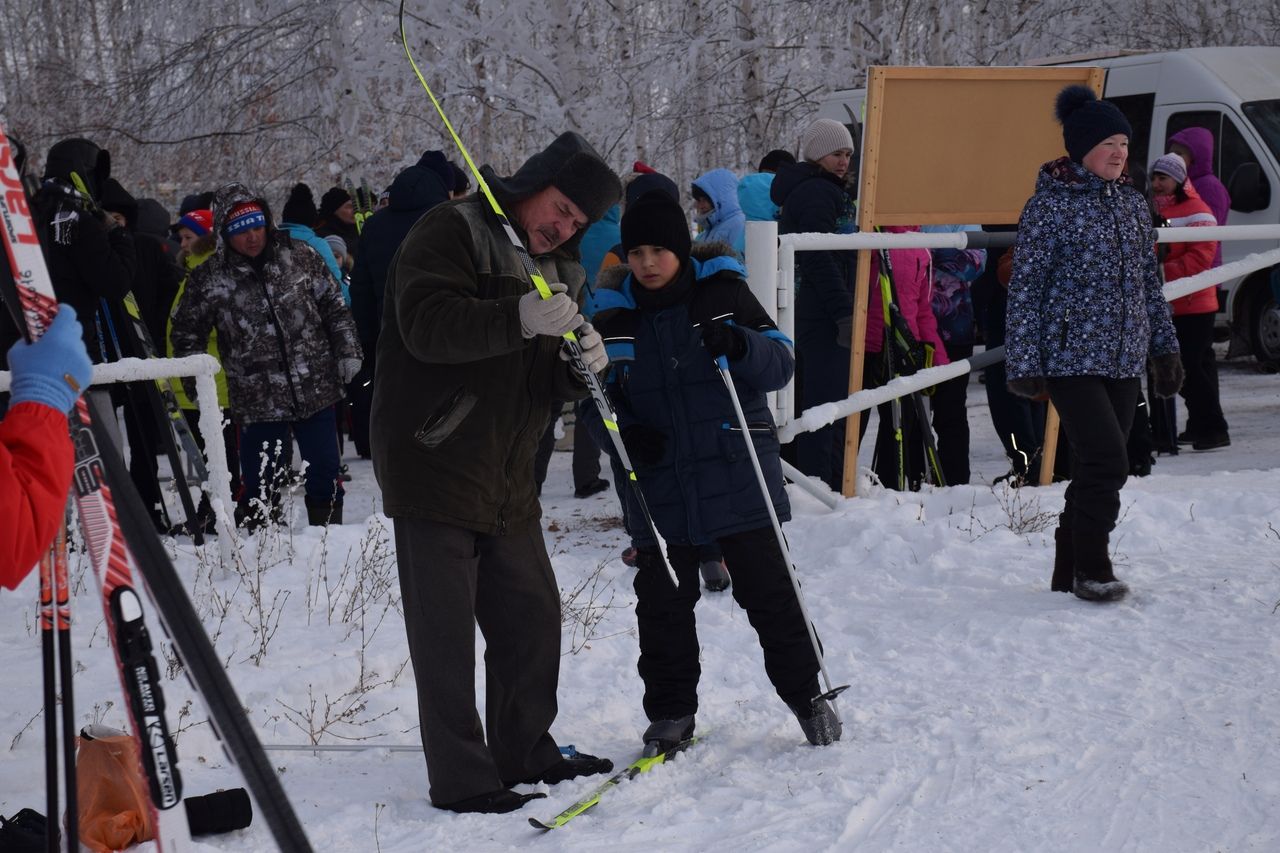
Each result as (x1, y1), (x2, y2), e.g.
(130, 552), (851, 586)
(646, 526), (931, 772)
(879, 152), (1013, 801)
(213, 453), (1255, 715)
(642, 715), (696, 758)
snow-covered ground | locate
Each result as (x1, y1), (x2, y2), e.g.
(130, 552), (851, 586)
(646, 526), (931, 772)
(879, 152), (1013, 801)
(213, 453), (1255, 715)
(2, 354), (1278, 852)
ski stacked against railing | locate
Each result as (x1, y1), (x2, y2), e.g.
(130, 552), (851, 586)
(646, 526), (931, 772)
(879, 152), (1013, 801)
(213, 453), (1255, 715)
(0, 124), (313, 852)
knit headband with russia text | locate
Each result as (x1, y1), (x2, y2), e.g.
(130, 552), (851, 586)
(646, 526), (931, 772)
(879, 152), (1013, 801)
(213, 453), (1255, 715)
(225, 202), (266, 235)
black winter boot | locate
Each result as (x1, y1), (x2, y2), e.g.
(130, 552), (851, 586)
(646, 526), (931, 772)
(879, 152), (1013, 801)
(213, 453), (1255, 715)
(503, 751), (613, 786)
(787, 696), (842, 746)
(642, 715), (696, 756)
(436, 789), (546, 814)
(1051, 519), (1074, 593)
(305, 498), (343, 526)
(1073, 529), (1128, 603)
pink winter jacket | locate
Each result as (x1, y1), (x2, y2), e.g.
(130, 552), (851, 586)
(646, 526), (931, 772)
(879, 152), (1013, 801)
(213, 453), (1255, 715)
(865, 227), (949, 364)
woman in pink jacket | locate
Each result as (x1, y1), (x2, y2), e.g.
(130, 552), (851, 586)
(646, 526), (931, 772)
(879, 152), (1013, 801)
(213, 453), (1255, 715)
(861, 227), (949, 490)
(1150, 153), (1229, 450)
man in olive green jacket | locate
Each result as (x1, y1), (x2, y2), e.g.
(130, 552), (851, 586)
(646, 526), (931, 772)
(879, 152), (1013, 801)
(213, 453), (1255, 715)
(372, 132), (618, 814)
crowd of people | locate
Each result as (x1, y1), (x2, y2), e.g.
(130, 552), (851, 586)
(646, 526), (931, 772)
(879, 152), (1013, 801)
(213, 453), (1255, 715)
(0, 80), (1236, 813)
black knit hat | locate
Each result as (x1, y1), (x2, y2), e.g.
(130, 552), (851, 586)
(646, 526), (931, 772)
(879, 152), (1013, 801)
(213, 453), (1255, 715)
(1055, 85), (1132, 163)
(621, 191), (692, 263)
(624, 172), (679, 209)
(281, 183), (318, 226)
(319, 186), (351, 218)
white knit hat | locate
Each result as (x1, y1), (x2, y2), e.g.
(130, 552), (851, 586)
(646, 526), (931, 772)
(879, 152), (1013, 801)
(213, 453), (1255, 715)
(800, 119), (854, 162)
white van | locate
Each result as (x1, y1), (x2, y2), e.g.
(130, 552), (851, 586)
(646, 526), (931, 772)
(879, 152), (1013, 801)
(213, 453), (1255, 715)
(818, 47), (1280, 364)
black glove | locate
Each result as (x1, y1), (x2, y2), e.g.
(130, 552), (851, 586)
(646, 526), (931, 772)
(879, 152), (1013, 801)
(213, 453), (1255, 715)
(622, 424), (666, 467)
(700, 321), (747, 362)
(1007, 376), (1049, 401)
(1151, 352), (1184, 399)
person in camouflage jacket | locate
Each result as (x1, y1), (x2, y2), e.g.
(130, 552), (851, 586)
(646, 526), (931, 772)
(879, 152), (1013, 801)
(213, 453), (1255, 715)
(1006, 86), (1182, 604)
(170, 182), (361, 526)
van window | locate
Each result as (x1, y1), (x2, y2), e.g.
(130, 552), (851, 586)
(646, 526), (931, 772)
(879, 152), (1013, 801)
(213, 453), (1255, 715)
(1243, 99), (1280, 163)
(1106, 94), (1154, 171)
(1166, 110), (1268, 211)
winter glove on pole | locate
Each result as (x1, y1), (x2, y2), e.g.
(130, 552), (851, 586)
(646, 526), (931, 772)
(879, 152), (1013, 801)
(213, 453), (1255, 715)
(621, 424), (666, 467)
(1007, 376), (1049, 402)
(700, 321), (747, 361)
(560, 322), (607, 378)
(1150, 353), (1184, 399)
(7, 305), (93, 413)
(518, 282), (581, 338)
(338, 357), (363, 385)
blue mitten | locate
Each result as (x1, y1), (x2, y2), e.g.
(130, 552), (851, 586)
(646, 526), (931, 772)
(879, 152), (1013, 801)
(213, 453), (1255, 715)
(8, 305), (93, 413)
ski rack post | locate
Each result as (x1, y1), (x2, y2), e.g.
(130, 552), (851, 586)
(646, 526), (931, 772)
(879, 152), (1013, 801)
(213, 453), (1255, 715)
(0, 125), (313, 853)
(713, 354), (846, 717)
(398, 0), (678, 586)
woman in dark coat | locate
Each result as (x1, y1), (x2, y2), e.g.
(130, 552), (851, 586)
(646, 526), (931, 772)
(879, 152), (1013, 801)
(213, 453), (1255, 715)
(1006, 86), (1183, 602)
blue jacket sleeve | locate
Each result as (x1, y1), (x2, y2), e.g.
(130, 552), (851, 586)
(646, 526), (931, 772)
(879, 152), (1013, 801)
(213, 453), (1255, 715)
(1005, 194), (1056, 380)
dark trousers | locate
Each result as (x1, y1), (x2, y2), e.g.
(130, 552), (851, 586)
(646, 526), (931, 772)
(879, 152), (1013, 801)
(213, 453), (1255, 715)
(183, 409), (241, 498)
(1047, 376), (1138, 561)
(348, 373), (374, 459)
(984, 291), (1048, 478)
(121, 390), (163, 528)
(393, 516), (564, 804)
(931, 343), (972, 485)
(860, 352), (926, 491)
(633, 526), (820, 721)
(239, 405), (342, 508)
(534, 404), (603, 493)
(1174, 312), (1228, 439)
(794, 317), (850, 492)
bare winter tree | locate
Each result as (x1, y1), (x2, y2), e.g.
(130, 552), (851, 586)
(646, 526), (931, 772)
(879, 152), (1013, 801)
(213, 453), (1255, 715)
(1, 0), (1274, 215)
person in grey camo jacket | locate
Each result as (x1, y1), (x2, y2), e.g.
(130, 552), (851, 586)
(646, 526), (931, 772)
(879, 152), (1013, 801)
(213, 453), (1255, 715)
(171, 182), (362, 528)
(1006, 86), (1183, 603)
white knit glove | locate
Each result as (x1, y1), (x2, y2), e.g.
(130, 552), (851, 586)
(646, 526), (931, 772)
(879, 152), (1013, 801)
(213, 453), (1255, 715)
(339, 357), (362, 384)
(560, 322), (607, 378)
(518, 282), (581, 338)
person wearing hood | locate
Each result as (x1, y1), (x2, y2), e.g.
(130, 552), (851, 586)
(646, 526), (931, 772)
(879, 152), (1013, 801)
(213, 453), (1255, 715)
(770, 118), (858, 491)
(587, 190), (837, 751)
(279, 183), (346, 297)
(170, 183), (362, 529)
(738, 149), (795, 223)
(100, 177), (185, 531)
(1149, 153), (1230, 450)
(691, 167), (746, 255)
(316, 186), (360, 260)
(0, 138), (136, 364)
(1167, 127), (1231, 266)
(371, 131), (618, 815)
(346, 151), (454, 459)
(1006, 86), (1182, 603)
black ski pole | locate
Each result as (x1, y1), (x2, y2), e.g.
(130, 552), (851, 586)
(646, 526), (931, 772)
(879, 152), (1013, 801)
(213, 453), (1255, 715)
(39, 541), (58, 853)
(52, 520), (78, 849)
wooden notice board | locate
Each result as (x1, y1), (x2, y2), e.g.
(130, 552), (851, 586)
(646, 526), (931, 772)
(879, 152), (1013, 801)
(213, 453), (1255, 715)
(841, 65), (1105, 496)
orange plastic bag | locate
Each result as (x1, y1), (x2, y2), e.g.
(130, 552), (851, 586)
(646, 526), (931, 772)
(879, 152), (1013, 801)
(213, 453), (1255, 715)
(76, 730), (155, 853)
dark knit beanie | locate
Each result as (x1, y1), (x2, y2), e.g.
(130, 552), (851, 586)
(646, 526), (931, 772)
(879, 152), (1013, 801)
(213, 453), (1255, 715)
(281, 182), (318, 226)
(1055, 85), (1132, 163)
(758, 149), (796, 173)
(319, 186), (351, 218)
(450, 163), (469, 193)
(620, 191), (692, 263)
(416, 150), (456, 193)
(625, 172), (679, 209)
(551, 151), (623, 222)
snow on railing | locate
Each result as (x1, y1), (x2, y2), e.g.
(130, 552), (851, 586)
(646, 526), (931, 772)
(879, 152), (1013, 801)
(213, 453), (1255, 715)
(1, 353), (236, 548)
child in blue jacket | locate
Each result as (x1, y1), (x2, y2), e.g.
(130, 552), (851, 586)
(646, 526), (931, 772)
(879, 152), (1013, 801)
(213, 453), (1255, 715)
(588, 190), (839, 750)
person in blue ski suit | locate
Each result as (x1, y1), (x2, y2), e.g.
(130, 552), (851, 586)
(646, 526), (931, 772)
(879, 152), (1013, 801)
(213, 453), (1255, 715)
(691, 167), (746, 256)
(586, 189), (839, 749)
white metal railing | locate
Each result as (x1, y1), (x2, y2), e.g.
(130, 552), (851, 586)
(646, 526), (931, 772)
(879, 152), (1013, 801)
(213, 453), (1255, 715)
(744, 222), (1280, 434)
(1, 353), (236, 550)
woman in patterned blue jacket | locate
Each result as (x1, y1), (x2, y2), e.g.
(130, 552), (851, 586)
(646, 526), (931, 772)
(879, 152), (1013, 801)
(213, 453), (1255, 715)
(1006, 86), (1183, 603)
(589, 190), (839, 750)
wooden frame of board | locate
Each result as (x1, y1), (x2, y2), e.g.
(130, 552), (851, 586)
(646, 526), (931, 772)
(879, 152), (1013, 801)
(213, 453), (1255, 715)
(840, 65), (1105, 496)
